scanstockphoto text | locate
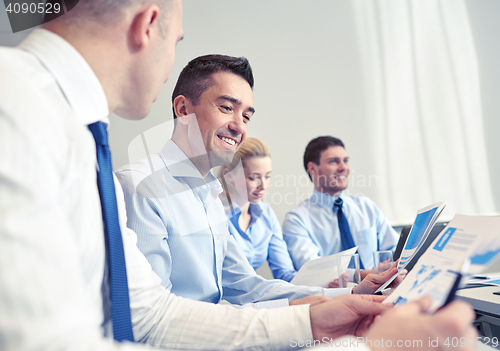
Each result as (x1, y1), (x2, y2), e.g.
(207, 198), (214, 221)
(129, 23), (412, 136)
(290, 336), (499, 348)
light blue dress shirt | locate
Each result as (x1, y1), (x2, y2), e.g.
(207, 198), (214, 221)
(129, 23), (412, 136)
(226, 202), (297, 282)
(116, 140), (349, 305)
(283, 190), (399, 271)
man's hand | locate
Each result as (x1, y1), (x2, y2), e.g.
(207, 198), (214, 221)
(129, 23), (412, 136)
(328, 272), (350, 289)
(352, 266), (399, 294)
(290, 295), (332, 307)
(388, 268), (407, 289)
(365, 296), (477, 351)
(374, 260), (393, 274)
(360, 269), (374, 280)
(310, 294), (391, 340)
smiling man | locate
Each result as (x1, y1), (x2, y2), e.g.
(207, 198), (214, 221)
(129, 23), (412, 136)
(115, 55), (398, 307)
(283, 136), (399, 273)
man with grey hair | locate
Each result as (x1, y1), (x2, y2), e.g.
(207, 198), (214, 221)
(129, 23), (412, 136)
(0, 0), (477, 350)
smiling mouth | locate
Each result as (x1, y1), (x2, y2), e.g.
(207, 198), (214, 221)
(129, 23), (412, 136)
(218, 135), (237, 146)
(334, 175), (348, 183)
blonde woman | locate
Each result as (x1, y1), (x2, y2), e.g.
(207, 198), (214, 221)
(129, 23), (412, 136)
(220, 138), (298, 282)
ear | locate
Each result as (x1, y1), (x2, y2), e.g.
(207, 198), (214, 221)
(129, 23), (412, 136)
(173, 95), (192, 122)
(130, 4), (161, 50)
(307, 161), (316, 176)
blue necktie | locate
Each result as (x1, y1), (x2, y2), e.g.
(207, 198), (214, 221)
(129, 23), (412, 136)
(88, 122), (134, 342)
(334, 198), (364, 269)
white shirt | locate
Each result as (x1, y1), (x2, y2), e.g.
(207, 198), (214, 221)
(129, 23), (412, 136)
(0, 29), (318, 351)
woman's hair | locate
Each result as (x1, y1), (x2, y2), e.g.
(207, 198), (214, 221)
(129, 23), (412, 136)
(218, 137), (271, 178)
(218, 138), (271, 209)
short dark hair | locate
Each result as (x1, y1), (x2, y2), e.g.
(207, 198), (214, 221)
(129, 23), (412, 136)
(171, 54), (254, 119)
(303, 136), (345, 181)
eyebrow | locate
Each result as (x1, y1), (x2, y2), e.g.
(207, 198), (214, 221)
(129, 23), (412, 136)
(218, 95), (255, 114)
(326, 156), (349, 161)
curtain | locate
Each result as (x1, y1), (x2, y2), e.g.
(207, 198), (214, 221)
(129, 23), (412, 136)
(351, 0), (495, 224)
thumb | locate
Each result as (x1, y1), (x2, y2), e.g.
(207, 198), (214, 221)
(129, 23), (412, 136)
(393, 296), (433, 316)
(370, 267), (398, 284)
(434, 300), (475, 325)
(349, 297), (392, 316)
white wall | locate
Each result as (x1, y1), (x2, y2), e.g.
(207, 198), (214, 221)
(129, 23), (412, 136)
(2, 0), (499, 225)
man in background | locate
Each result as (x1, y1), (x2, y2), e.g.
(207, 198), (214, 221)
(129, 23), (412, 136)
(283, 136), (399, 273)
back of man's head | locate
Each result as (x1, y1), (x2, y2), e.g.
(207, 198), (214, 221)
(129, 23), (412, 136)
(303, 136), (345, 181)
(48, 0), (175, 32)
(171, 54), (254, 119)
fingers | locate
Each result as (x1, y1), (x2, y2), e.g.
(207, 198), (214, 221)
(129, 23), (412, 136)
(389, 296), (433, 316)
(348, 296), (392, 316)
(388, 268), (407, 288)
(434, 300), (475, 326)
(377, 260), (392, 272)
(369, 267), (398, 284)
(364, 299), (477, 350)
(392, 275), (403, 285)
(328, 279), (340, 289)
(358, 294), (387, 303)
(431, 301), (478, 349)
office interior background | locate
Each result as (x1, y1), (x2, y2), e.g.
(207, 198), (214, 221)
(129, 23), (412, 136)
(112, 0), (500, 226)
(2, 0), (500, 277)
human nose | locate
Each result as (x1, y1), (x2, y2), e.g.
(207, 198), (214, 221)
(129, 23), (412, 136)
(257, 178), (266, 190)
(228, 114), (247, 137)
(338, 161), (348, 172)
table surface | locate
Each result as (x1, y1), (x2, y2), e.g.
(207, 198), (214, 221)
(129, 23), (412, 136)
(457, 286), (500, 315)
(457, 273), (500, 316)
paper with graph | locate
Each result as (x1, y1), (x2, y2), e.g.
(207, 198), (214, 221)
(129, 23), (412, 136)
(384, 214), (500, 312)
(374, 202), (445, 294)
(397, 202), (446, 269)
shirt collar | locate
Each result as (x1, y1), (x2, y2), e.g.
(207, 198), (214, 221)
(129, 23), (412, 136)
(248, 202), (263, 219)
(222, 199), (264, 219)
(225, 202), (263, 235)
(18, 29), (109, 126)
(158, 139), (223, 194)
(311, 189), (344, 210)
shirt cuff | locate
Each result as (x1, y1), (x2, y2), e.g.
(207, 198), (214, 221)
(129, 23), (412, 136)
(267, 304), (313, 350)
